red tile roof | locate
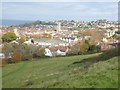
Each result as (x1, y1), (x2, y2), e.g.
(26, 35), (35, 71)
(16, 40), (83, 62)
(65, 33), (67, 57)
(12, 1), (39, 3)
(48, 46), (68, 52)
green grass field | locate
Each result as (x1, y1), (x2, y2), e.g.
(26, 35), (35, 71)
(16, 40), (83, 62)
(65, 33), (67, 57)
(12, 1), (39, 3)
(2, 52), (118, 88)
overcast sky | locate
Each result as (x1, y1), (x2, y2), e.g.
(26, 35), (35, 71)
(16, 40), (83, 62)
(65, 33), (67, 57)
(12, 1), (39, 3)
(1, 2), (118, 21)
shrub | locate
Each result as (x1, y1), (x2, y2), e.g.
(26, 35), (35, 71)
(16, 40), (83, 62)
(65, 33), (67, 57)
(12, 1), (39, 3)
(88, 45), (101, 54)
(22, 54), (33, 61)
(2, 42), (13, 58)
(66, 43), (80, 56)
(27, 53), (33, 60)
(79, 43), (89, 54)
(0, 59), (6, 67)
(66, 50), (79, 56)
(19, 44), (32, 61)
(11, 51), (21, 63)
(99, 47), (119, 60)
(5, 58), (13, 64)
(34, 48), (45, 58)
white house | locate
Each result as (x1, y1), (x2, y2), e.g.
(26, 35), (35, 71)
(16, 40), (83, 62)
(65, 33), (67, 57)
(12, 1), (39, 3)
(44, 48), (52, 57)
(24, 39), (33, 45)
(60, 37), (78, 43)
(44, 46), (68, 57)
(102, 38), (108, 43)
(105, 29), (118, 38)
(57, 49), (66, 56)
(0, 53), (5, 59)
(10, 40), (19, 44)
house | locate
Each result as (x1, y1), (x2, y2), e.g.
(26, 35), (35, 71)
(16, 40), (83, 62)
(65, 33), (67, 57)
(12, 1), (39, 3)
(102, 38), (108, 43)
(10, 40), (19, 44)
(24, 39), (33, 45)
(44, 48), (52, 57)
(0, 53), (6, 66)
(57, 49), (66, 56)
(105, 29), (118, 38)
(60, 37), (78, 43)
(44, 46), (69, 57)
(0, 53), (5, 60)
(84, 36), (91, 40)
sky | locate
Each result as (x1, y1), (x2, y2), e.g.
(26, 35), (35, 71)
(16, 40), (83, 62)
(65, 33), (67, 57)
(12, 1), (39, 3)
(1, 0), (120, 2)
(1, 2), (118, 21)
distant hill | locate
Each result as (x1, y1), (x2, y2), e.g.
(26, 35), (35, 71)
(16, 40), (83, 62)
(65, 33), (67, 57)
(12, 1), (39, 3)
(1, 19), (33, 26)
(0, 20), (57, 26)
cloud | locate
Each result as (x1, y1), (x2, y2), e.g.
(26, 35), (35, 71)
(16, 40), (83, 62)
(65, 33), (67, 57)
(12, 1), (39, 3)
(2, 2), (118, 21)
(1, 0), (120, 2)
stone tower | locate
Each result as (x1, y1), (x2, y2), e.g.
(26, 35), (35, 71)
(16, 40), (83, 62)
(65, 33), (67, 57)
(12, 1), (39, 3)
(57, 22), (61, 32)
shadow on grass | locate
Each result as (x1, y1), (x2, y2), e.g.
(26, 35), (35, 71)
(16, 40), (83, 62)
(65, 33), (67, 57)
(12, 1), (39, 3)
(71, 47), (119, 69)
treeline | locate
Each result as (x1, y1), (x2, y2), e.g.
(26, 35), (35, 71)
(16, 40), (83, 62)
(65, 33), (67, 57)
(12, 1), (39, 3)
(2, 42), (45, 64)
(66, 39), (101, 56)
(19, 20), (57, 27)
(2, 40), (101, 64)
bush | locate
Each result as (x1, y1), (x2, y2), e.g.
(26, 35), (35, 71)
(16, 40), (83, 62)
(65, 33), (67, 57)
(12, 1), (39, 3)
(88, 45), (101, 54)
(0, 59), (6, 67)
(5, 58), (13, 64)
(21, 53), (33, 61)
(18, 44), (33, 61)
(66, 43), (80, 56)
(99, 47), (119, 60)
(79, 43), (89, 54)
(2, 43), (47, 64)
(66, 50), (79, 56)
(34, 48), (45, 58)
(11, 51), (21, 63)
(2, 42), (14, 59)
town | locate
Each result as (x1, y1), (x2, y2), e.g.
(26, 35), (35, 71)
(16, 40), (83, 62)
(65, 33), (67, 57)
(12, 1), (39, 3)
(0, 19), (119, 62)
(1, 1), (119, 88)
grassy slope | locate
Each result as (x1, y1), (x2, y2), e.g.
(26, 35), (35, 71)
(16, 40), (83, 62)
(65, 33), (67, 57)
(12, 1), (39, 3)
(2, 53), (118, 88)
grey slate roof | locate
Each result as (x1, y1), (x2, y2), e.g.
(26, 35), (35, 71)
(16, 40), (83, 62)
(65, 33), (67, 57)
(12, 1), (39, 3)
(33, 38), (69, 45)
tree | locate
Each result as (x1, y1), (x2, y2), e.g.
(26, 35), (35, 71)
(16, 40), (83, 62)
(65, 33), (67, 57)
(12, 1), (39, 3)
(2, 42), (13, 59)
(67, 42), (80, 56)
(34, 47), (45, 58)
(2, 42), (14, 63)
(19, 44), (32, 60)
(11, 44), (33, 61)
(88, 44), (101, 53)
(79, 42), (89, 54)
(2, 32), (17, 42)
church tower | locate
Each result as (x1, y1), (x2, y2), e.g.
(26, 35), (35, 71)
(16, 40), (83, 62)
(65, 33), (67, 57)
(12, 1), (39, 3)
(57, 22), (61, 32)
